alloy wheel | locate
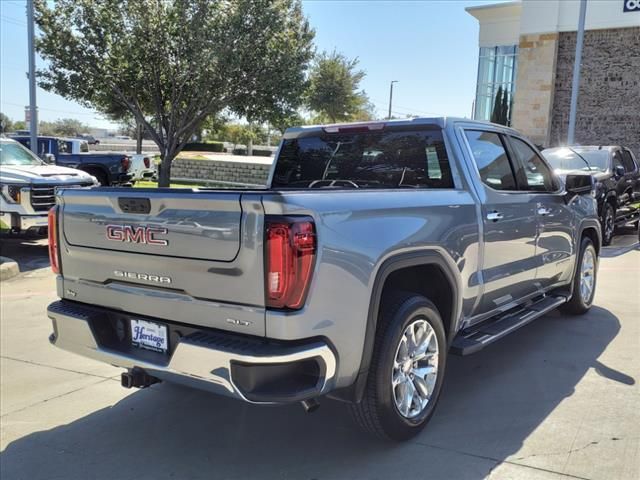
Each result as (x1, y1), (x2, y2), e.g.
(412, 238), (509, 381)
(391, 318), (439, 419)
(580, 247), (596, 304)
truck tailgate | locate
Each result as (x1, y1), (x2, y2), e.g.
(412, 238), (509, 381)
(57, 188), (266, 336)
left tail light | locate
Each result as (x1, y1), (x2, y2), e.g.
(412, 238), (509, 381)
(121, 156), (131, 172)
(48, 206), (61, 274)
(265, 217), (316, 310)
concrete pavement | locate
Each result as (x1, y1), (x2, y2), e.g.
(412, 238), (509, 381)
(0, 235), (638, 479)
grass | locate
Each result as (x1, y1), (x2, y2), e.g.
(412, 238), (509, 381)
(134, 180), (204, 189)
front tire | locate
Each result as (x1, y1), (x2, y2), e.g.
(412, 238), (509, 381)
(601, 203), (615, 246)
(560, 237), (598, 315)
(349, 293), (447, 441)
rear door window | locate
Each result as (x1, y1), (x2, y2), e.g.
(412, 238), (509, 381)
(464, 130), (517, 191)
(509, 137), (558, 192)
(272, 127), (453, 189)
(621, 149), (637, 173)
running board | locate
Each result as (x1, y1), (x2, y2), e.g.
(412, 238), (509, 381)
(450, 294), (567, 356)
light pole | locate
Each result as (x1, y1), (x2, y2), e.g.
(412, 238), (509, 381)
(388, 81), (398, 120)
(27, 0), (38, 152)
(567, 0), (587, 144)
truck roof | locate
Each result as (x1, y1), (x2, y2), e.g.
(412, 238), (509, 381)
(283, 116), (521, 139)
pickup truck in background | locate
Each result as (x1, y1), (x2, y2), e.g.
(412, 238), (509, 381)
(46, 118), (601, 440)
(542, 145), (640, 245)
(0, 137), (95, 235)
(12, 135), (132, 186)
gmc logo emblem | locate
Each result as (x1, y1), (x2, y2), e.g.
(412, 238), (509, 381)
(106, 225), (168, 246)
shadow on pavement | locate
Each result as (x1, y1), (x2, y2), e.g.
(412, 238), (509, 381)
(0, 237), (50, 273)
(0, 306), (628, 479)
(600, 226), (640, 258)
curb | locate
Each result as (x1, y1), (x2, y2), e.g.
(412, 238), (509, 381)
(0, 256), (20, 281)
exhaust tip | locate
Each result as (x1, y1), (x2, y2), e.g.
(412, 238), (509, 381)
(301, 398), (320, 413)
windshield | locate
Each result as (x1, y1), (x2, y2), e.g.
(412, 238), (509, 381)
(0, 142), (44, 166)
(272, 127), (454, 189)
(543, 148), (609, 172)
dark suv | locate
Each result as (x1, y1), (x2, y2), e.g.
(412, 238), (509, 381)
(542, 146), (640, 245)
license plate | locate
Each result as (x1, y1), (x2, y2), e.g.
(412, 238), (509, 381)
(130, 319), (168, 354)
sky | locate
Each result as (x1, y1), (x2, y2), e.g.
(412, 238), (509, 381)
(0, 0), (502, 130)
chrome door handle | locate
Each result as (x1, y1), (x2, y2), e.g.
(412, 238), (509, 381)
(486, 211), (504, 221)
(537, 207), (551, 216)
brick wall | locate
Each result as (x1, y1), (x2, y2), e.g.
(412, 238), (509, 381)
(171, 158), (271, 186)
(512, 33), (559, 147)
(549, 27), (640, 156)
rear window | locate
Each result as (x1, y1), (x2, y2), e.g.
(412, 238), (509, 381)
(272, 128), (453, 189)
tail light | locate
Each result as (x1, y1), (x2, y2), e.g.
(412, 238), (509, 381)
(121, 156), (131, 172)
(143, 157), (151, 168)
(48, 206), (61, 274)
(265, 217), (316, 309)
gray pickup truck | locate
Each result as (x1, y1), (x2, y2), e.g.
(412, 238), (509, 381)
(46, 118), (601, 440)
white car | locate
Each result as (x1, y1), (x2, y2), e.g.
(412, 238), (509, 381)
(0, 138), (96, 235)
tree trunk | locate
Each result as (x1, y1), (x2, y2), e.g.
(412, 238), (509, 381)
(247, 136), (253, 157)
(136, 121), (142, 154)
(158, 153), (174, 187)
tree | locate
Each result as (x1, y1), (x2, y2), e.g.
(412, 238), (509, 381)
(490, 86), (512, 126)
(490, 86), (503, 124)
(306, 50), (372, 123)
(0, 113), (13, 133)
(35, 0), (314, 186)
(501, 90), (511, 126)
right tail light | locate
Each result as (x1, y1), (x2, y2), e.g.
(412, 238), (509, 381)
(265, 217), (316, 310)
(48, 206), (61, 274)
(121, 156), (131, 172)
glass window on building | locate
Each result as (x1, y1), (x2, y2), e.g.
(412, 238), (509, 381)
(474, 45), (518, 126)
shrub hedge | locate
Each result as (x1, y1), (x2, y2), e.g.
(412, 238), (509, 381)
(182, 142), (225, 152)
(232, 147), (273, 157)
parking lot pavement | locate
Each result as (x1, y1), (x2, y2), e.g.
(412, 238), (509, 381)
(0, 234), (638, 480)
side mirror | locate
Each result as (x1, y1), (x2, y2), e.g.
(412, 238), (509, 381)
(43, 153), (56, 164)
(565, 174), (594, 195)
(614, 165), (625, 177)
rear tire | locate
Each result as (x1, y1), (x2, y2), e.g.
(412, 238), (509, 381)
(349, 293), (447, 441)
(601, 203), (615, 246)
(560, 237), (598, 315)
(89, 170), (108, 186)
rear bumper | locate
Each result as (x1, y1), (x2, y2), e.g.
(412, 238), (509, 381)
(47, 300), (337, 404)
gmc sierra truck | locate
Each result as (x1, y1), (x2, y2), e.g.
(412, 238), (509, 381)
(46, 118), (601, 440)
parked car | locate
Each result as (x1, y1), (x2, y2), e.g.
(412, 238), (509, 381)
(0, 137), (95, 235)
(542, 146), (640, 245)
(12, 135), (132, 186)
(77, 134), (100, 145)
(46, 118), (601, 441)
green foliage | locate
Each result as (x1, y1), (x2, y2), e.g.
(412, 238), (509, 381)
(306, 51), (373, 123)
(34, 0), (314, 186)
(182, 142), (225, 153)
(37, 118), (88, 137)
(232, 147), (273, 157)
(0, 113), (13, 133)
(490, 86), (510, 126)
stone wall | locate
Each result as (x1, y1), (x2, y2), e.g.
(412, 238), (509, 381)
(171, 157), (272, 186)
(511, 33), (559, 147)
(549, 27), (640, 155)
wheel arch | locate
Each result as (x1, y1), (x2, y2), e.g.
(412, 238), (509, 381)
(329, 249), (462, 404)
(77, 164), (110, 184)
